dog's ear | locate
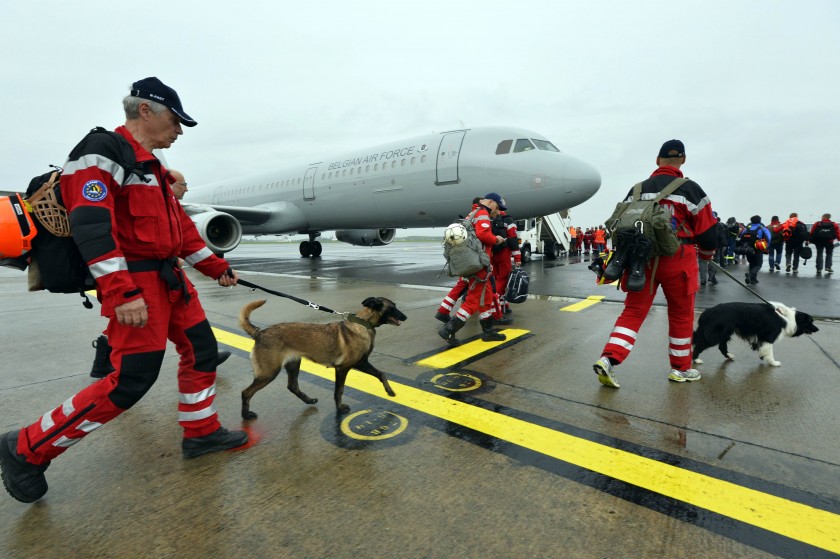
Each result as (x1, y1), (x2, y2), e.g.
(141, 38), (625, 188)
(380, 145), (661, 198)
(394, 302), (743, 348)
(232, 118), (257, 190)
(362, 297), (383, 311)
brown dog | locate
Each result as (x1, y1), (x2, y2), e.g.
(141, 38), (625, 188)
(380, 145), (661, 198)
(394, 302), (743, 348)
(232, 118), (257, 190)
(239, 297), (406, 418)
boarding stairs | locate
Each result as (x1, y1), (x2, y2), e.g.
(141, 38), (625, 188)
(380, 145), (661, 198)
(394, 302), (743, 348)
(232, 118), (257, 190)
(543, 211), (573, 252)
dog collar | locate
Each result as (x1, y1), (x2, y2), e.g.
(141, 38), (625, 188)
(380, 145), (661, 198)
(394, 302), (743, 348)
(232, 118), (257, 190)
(346, 313), (375, 330)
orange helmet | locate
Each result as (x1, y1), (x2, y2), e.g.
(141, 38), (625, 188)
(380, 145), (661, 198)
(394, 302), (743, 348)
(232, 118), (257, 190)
(0, 194), (37, 258)
(754, 239), (768, 253)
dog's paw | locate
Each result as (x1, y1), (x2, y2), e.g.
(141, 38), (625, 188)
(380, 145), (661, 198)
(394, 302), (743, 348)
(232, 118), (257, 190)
(769, 360), (781, 367)
(725, 353), (735, 360)
(693, 358), (704, 364)
(304, 396), (318, 405)
(242, 411), (258, 420)
(337, 403), (351, 414)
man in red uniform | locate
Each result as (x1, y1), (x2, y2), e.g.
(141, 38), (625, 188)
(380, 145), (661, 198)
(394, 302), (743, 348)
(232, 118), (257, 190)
(0, 77), (247, 504)
(593, 139), (717, 388)
(438, 193), (507, 345)
(490, 207), (521, 321)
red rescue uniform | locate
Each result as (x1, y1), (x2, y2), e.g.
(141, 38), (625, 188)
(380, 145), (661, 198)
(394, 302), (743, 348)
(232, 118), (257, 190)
(16, 126), (230, 465)
(600, 166), (717, 372)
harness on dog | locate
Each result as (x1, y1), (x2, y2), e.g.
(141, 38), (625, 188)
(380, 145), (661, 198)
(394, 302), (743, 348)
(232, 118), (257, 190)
(236, 278), (346, 316)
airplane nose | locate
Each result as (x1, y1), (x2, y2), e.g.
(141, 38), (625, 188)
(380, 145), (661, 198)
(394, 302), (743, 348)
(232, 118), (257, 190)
(554, 155), (601, 208)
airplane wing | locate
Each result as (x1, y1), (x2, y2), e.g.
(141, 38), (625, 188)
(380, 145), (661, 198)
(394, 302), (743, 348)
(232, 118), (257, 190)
(181, 202), (271, 225)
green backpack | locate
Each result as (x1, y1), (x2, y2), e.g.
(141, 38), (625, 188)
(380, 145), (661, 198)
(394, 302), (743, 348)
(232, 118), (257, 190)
(605, 178), (687, 257)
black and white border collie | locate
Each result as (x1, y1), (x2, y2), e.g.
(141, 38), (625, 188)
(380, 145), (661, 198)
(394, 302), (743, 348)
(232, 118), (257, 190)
(692, 302), (819, 367)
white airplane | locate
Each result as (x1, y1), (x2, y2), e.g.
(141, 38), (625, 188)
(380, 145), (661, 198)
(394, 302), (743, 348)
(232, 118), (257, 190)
(184, 126), (601, 257)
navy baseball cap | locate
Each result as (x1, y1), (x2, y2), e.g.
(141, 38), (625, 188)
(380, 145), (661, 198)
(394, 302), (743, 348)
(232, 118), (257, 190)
(130, 77), (197, 127)
(658, 139), (685, 158)
(484, 192), (507, 211)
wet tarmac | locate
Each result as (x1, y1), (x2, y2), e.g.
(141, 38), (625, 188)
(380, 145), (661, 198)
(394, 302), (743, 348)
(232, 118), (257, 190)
(1, 241), (839, 559)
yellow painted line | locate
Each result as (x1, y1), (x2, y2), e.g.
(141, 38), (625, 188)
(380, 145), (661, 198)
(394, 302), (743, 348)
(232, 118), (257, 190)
(214, 326), (840, 553)
(414, 329), (530, 369)
(559, 295), (605, 312)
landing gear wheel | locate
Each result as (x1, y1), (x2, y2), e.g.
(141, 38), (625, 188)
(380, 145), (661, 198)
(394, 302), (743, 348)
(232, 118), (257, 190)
(310, 241), (322, 257)
(299, 241), (312, 257)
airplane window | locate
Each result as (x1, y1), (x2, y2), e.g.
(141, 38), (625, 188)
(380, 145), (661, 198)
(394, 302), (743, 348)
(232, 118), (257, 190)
(532, 139), (560, 152)
(496, 140), (513, 154)
(513, 139), (535, 153)
(391, 161), (397, 168)
(374, 164), (379, 171)
(421, 155), (427, 163)
(411, 157), (415, 165)
(366, 165), (370, 173)
(350, 168), (354, 175)
(401, 159), (405, 167)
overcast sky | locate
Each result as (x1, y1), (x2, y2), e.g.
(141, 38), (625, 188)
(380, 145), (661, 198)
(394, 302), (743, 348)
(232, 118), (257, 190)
(2, 1), (838, 232)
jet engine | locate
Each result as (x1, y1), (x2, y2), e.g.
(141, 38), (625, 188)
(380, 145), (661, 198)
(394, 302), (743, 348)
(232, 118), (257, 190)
(190, 211), (243, 255)
(334, 228), (397, 247)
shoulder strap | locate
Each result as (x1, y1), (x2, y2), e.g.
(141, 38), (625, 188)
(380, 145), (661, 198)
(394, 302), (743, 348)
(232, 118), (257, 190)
(631, 177), (688, 203)
(652, 178), (688, 203)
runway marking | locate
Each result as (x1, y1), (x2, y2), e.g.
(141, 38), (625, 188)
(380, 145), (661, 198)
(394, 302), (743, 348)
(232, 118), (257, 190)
(414, 329), (529, 369)
(213, 326), (840, 555)
(559, 295), (605, 312)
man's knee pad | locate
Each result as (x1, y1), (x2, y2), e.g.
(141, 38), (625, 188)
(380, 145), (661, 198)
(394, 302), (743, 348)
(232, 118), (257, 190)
(185, 319), (217, 373)
(109, 350), (165, 409)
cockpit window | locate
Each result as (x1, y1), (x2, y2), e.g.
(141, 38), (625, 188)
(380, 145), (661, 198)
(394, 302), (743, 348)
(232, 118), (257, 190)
(513, 138), (536, 153)
(532, 139), (560, 152)
(495, 139), (512, 155)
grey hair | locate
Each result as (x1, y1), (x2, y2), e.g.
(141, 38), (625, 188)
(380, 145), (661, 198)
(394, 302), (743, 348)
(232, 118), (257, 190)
(123, 95), (167, 119)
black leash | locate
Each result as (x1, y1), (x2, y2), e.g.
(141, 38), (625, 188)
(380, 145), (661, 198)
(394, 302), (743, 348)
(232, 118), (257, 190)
(708, 260), (775, 306)
(236, 278), (345, 316)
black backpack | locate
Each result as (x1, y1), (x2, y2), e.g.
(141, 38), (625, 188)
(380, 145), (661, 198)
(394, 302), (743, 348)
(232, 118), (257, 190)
(505, 267), (529, 304)
(735, 226), (760, 255)
(793, 220), (809, 242)
(811, 221), (836, 243)
(24, 128), (141, 301)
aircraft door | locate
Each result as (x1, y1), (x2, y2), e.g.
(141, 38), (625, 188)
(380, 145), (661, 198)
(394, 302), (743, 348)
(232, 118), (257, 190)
(436, 131), (465, 184)
(303, 166), (318, 200)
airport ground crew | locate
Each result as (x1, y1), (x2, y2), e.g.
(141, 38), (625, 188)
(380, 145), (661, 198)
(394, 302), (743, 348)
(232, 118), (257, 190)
(0, 77), (247, 504)
(491, 209), (520, 320)
(592, 139), (717, 388)
(594, 226), (607, 254)
(438, 193), (508, 345)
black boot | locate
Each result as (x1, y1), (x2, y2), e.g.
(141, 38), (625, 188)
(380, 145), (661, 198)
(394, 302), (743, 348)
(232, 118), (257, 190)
(90, 335), (115, 378)
(434, 311), (450, 323)
(479, 319), (506, 342)
(437, 317), (466, 346)
(625, 235), (653, 292)
(603, 229), (638, 281)
(216, 351), (231, 367)
(494, 314), (513, 325)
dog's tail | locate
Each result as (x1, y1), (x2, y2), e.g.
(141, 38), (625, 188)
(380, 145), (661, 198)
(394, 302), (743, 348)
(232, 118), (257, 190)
(239, 300), (267, 339)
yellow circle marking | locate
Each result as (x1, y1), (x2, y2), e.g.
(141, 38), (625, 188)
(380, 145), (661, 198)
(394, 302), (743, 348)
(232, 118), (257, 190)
(430, 372), (482, 392)
(340, 409), (408, 441)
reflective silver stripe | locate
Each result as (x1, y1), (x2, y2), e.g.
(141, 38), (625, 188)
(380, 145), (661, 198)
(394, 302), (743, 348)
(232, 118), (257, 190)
(669, 348), (691, 357)
(52, 436), (82, 448)
(612, 326), (637, 339)
(62, 154), (125, 185)
(40, 408), (56, 432)
(669, 336), (692, 345)
(76, 420), (103, 434)
(62, 396), (75, 417)
(89, 257), (128, 279)
(123, 174), (160, 188)
(179, 385), (217, 405)
(184, 247), (214, 267)
(178, 403), (217, 423)
(608, 337), (633, 351)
